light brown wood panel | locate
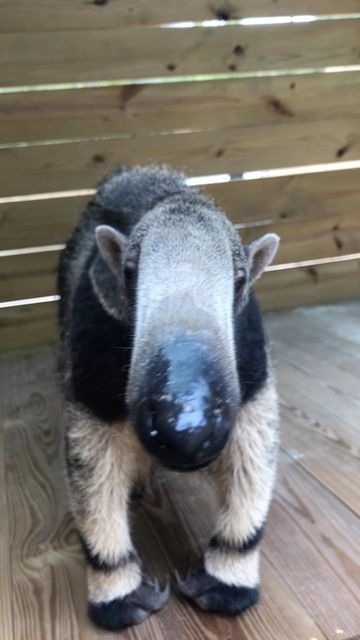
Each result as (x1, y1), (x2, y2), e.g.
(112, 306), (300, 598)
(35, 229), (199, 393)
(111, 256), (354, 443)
(1, 21), (360, 87)
(280, 408), (360, 513)
(267, 304), (360, 382)
(0, 251), (59, 302)
(2, 170), (360, 250)
(0, 198), (83, 251)
(1, 118), (359, 197)
(1, 72), (360, 143)
(264, 450), (360, 638)
(241, 211), (360, 263)
(1, 341), (359, 637)
(0, 425), (14, 639)
(0, 302), (57, 354)
(272, 353), (360, 457)
(2, 210), (360, 300)
(256, 256), (360, 309)
(2, 1), (360, 32)
(1, 260), (359, 350)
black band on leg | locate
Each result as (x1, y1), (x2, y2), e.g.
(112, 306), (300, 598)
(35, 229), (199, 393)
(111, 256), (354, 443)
(79, 534), (137, 572)
(209, 524), (264, 555)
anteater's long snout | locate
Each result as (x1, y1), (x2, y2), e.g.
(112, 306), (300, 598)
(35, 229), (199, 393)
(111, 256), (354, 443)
(132, 333), (238, 471)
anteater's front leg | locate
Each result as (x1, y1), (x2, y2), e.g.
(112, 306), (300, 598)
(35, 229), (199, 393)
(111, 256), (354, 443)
(177, 381), (278, 616)
(65, 408), (169, 631)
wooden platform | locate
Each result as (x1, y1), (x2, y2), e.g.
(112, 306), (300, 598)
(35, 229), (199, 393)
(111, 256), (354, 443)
(1, 302), (359, 640)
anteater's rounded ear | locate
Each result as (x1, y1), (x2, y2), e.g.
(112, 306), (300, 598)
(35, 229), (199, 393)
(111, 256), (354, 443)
(95, 225), (127, 276)
(247, 233), (280, 283)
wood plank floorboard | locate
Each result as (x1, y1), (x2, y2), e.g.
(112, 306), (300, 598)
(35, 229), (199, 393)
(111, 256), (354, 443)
(0, 302), (359, 639)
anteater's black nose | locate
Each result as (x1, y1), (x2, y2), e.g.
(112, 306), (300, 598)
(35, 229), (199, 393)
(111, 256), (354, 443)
(132, 334), (238, 471)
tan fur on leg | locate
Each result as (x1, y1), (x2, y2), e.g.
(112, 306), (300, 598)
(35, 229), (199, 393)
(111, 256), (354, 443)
(206, 378), (279, 587)
(204, 548), (260, 588)
(66, 406), (151, 599)
(88, 563), (142, 603)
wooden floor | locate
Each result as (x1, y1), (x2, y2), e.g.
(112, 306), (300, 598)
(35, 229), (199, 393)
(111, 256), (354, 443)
(1, 302), (359, 640)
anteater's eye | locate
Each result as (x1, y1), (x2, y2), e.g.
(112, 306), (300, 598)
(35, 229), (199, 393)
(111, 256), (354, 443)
(234, 268), (246, 293)
(124, 244), (140, 279)
(124, 259), (137, 277)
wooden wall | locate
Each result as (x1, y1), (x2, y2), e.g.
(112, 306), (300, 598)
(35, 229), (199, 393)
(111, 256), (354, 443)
(0, 1), (360, 352)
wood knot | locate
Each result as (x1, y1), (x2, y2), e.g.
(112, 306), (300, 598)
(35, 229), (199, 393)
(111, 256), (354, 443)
(215, 8), (231, 20)
(266, 96), (294, 117)
(93, 153), (105, 164)
(307, 267), (318, 283)
(336, 145), (349, 158)
(233, 44), (245, 56)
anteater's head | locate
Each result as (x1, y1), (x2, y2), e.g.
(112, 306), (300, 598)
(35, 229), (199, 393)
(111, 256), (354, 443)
(95, 184), (279, 471)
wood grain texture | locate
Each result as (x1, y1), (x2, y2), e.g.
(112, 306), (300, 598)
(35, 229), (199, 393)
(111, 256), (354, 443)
(0, 251), (59, 302)
(1, 303), (360, 638)
(1, 118), (359, 197)
(2, 170), (360, 250)
(1, 0), (360, 32)
(1, 21), (360, 87)
(256, 257), (360, 310)
(264, 451), (360, 638)
(0, 419), (14, 640)
(266, 305), (360, 512)
(0, 302), (57, 354)
(1, 72), (360, 143)
(1, 260), (359, 350)
(2, 212), (360, 301)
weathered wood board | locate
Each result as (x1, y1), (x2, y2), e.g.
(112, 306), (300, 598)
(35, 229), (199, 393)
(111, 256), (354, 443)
(2, 214), (360, 301)
(2, 170), (360, 250)
(1, 72), (359, 143)
(1, 21), (359, 87)
(1, 118), (359, 197)
(1, 260), (359, 353)
(2, 0), (360, 32)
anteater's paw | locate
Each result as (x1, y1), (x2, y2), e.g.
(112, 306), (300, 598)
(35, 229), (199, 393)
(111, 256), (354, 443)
(89, 574), (170, 631)
(175, 565), (259, 616)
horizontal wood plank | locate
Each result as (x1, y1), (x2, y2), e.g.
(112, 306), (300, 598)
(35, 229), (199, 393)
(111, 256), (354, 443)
(257, 257), (360, 309)
(0, 302), (57, 354)
(1, 21), (359, 87)
(1, 118), (359, 197)
(2, 170), (360, 250)
(1, 260), (359, 351)
(1, 72), (360, 143)
(2, 211), (360, 300)
(0, 251), (59, 302)
(2, 1), (360, 32)
(241, 211), (360, 263)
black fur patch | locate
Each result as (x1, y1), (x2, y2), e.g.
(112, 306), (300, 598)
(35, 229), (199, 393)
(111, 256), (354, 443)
(234, 292), (268, 404)
(88, 573), (169, 630)
(89, 598), (148, 631)
(176, 564), (259, 616)
(196, 583), (259, 616)
(80, 535), (137, 572)
(69, 250), (133, 423)
(209, 525), (264, 555)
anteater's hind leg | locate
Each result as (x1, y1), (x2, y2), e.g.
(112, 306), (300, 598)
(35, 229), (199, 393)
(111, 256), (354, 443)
(65, 407), (169, 631)
(176, 381), (279, 616)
